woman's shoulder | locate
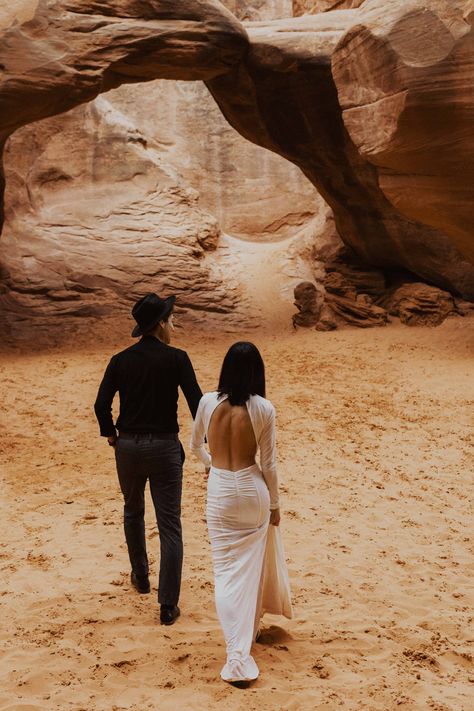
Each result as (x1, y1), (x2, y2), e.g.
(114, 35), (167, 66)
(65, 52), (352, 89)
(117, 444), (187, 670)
(199, 391), (221, 405)
(249, 394), (275, 414)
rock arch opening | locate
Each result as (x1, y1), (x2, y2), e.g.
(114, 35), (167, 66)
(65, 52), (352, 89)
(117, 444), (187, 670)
(0, 0), (473, 341)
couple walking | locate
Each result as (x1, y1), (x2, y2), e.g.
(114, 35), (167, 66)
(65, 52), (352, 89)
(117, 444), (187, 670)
(94, 292), (292, 684)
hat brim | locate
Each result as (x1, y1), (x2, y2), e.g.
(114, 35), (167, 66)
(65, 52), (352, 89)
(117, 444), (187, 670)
(131, 295), (176, 337)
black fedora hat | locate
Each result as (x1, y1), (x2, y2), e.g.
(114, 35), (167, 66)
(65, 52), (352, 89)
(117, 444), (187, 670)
(131, 293), (176, 337)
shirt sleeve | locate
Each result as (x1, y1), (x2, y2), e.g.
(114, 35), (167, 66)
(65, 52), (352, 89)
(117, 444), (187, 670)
(178, 351), (203, 419)
(190, 396), (212, 468)
(94, 357), (118, 437)
(259, 404), (280, 510)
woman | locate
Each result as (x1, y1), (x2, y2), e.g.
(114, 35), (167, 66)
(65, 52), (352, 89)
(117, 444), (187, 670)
(191, 342), (292, 684)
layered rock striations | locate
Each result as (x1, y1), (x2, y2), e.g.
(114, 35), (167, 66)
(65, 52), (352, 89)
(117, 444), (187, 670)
(1, 97), (243, 337)
(293, 1), (364, 14)
(0, 0), (473, 331)
(106, 81), (320, 240)
(207, 2), (474, 299)
(0, 1), (324, 335)
(0, 0), (247, 145)
(101, 4), (320, 242)
(332, 0), (474, 265)
(0, 0), (248, 240)
(223, 0), (293, 20)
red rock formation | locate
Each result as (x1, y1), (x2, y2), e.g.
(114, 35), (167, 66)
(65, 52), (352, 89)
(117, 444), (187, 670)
(332, 0), (474, 266)
(0, 1), (324, 333)
(293, 1), (363, 14)
(323, 269), (389, 328)
(384, 283), (456, 327)
(0, 0), (247, 145)
(206, 4), (474, 298)
(325, 292), (388, 328)
(106, 81), (320, 240)
(292, 281), (323, 327)
(0, 0), (473, 322)
(223, 0), (293, 20)
(0, 98), (244, 337)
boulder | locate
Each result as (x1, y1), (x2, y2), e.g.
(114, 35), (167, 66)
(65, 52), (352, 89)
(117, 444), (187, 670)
(324, 272), (358, 300)
(292, 281), (324, 327)
(322, 268), (389, 327)
(314, 303), (338, 331)
(325, 259), (386, 298)
(325, 293), (388, 328)
(384, 283), (456, 326)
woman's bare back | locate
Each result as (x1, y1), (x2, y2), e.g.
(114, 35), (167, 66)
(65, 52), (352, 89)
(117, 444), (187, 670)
(207, 400), (257, 471)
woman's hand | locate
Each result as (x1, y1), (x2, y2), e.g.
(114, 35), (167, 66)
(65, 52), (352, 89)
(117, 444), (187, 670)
(269, 508), (280, 526)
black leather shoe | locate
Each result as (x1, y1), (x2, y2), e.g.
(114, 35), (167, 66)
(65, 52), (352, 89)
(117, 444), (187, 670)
(160, 604), (180, 626)
(131, 572), (150, 594)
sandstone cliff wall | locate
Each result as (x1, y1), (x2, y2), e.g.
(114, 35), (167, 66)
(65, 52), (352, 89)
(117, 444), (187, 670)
(0, 0), (472, 337)
(293, 1), (363, 14)
(1, 98), (246, 337)
(224, 0), (292, 20)
(0, 0), (323, 335)
(106, 81), (320, 239)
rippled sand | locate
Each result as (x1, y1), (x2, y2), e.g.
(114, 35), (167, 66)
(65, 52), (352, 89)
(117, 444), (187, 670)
(1, 317), (473, 710)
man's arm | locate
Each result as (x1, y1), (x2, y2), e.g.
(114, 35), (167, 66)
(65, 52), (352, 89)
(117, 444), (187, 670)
(178, 351), (202, 418)
(94, 357), (118, 439)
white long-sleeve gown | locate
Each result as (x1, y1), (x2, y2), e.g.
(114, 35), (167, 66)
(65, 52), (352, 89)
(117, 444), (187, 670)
(191, 392), (292, 682)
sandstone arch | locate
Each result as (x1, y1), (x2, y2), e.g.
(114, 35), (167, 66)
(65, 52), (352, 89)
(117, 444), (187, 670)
(0, 0), (473, 304)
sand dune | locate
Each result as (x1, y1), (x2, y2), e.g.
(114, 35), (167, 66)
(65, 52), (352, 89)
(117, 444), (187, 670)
(1, 318), (473, 710)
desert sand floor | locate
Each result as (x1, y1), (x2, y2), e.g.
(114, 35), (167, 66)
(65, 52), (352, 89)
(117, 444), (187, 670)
(1, 317), (473, 711)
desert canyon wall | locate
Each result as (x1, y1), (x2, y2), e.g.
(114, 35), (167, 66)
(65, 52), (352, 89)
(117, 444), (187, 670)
(0, 0), (473, 339)
(293, 1), (365, 13)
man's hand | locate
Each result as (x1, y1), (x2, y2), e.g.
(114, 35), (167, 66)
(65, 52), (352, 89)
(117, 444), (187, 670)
(205, 466), (210, 479)
(107, 435), (117, 447)
(269, 508), (280, 526)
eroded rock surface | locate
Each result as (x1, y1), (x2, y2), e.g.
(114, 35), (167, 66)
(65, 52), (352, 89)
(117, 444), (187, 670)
(383, 283), (456, 327)
(325, 293), (388, 328)
(0, 98), (245, 338)
(293, 1), (363, 14)
(223, 0), (292, 20)
(207, 2), (474, 299)
(106, 81), (320, 240)
(332, 0), (474, 265)
(323, 269), (389, 328)
(292, 281), (324, 327)
(292, 269), (389, 330)
(0, 0), (473, 331)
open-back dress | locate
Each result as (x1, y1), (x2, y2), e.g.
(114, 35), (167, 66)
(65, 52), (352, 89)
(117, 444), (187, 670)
(191, 391), (292, 683)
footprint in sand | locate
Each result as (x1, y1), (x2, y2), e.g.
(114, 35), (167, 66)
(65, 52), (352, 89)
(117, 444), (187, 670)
(256, 625), (292, 646)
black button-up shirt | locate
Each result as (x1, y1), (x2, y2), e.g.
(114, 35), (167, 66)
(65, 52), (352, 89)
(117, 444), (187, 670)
(94, 336), (202, 437)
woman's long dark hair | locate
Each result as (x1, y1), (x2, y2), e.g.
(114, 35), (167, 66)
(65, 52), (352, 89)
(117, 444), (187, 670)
(217, 342), (266, 406)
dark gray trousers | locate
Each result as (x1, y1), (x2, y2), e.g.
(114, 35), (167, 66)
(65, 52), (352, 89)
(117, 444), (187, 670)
(114, 434), (183, 605)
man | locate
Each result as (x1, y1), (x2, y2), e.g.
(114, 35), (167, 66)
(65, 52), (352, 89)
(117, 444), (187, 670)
(94, 293), (202, 626)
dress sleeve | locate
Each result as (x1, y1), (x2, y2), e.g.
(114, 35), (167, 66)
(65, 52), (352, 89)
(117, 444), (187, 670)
(190, 396), (212, 469)
(259, 404), (280, 510)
